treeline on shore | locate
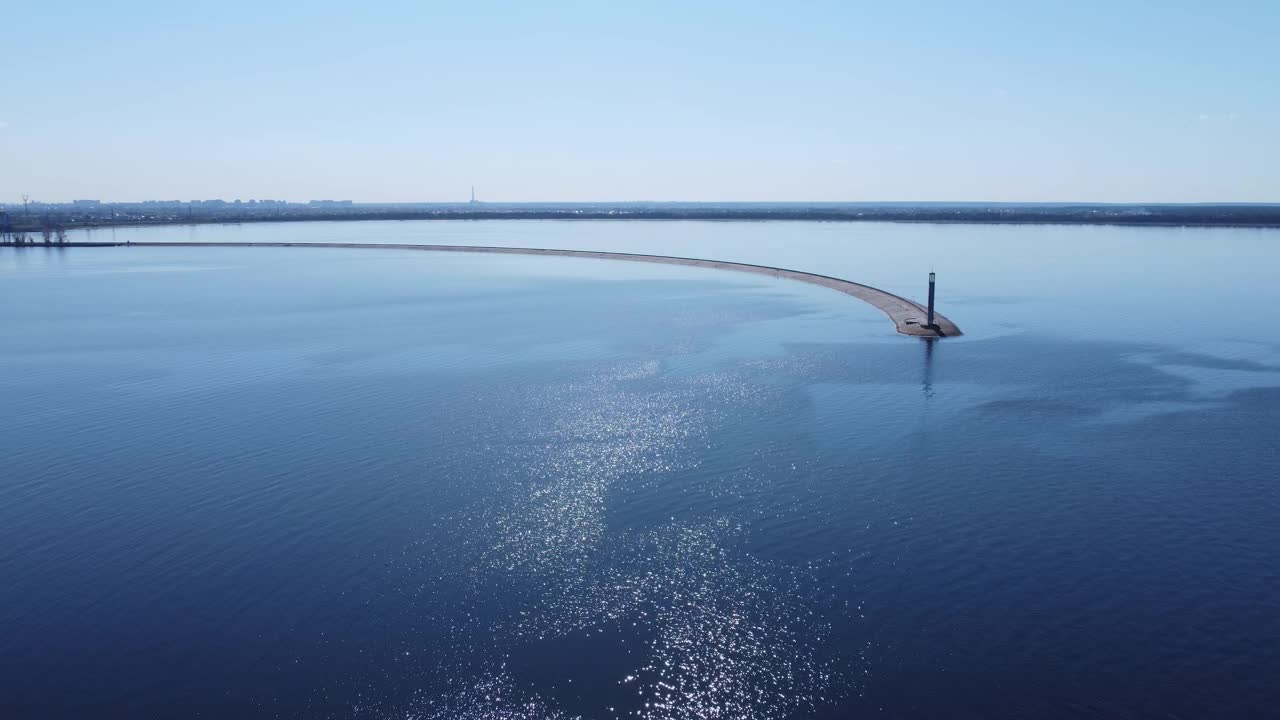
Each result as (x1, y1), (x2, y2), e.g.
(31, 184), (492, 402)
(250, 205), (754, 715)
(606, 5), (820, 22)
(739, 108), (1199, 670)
(4, 203), (1280, 236)
(1, 223), (68, 245)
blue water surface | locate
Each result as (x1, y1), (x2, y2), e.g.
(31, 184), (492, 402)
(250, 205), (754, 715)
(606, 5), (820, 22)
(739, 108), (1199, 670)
(1, 221), (1278, 719)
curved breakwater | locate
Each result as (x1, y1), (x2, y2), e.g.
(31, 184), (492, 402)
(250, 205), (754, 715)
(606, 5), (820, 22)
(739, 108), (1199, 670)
(63, 241), (962, 337)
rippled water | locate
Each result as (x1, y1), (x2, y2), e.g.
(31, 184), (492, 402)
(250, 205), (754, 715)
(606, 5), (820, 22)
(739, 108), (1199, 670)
(2, 222), (1279, 719)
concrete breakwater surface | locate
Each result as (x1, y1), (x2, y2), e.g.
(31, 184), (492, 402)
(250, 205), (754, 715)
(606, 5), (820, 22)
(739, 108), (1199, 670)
(102, 241), (962, 337)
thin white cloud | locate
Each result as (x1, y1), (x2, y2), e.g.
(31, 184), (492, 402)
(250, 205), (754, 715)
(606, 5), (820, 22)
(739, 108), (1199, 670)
(0, 121), (9, 130)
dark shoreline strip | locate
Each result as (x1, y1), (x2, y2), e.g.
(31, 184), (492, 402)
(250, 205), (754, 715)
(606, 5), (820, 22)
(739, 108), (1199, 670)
(9, 206), (1280, 231)
(20, 241), (963, 337)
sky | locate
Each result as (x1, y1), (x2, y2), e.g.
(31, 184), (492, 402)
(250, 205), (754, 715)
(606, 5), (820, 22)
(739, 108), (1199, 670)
(3, 0), (1278, 203)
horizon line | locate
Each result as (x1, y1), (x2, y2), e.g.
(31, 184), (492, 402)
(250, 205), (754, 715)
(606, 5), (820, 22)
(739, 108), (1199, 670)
(6, 199), (1280, 207)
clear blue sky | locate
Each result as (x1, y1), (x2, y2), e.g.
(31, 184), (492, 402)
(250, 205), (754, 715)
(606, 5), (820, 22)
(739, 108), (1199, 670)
(4, 0), (1277, 203)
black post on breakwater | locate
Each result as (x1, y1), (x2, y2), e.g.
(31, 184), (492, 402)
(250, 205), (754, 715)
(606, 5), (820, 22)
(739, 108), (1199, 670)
(926, 272), (937, 329)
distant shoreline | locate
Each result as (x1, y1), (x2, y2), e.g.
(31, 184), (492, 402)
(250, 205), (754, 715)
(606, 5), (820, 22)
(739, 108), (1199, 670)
(4, 203), (1280, 234)
(72, 215), (1280, 230)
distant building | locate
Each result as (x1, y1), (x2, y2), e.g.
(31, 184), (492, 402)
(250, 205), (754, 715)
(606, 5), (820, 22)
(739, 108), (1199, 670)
(308, 200), (354, 207)
(72, 199), (101, 206)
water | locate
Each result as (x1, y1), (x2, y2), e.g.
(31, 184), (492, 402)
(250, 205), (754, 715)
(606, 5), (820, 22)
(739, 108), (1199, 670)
(2, 221), (1278, 719)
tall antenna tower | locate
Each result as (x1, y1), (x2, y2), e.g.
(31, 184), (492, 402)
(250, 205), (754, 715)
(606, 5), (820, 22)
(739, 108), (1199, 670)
(470, 186), (476, 204)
